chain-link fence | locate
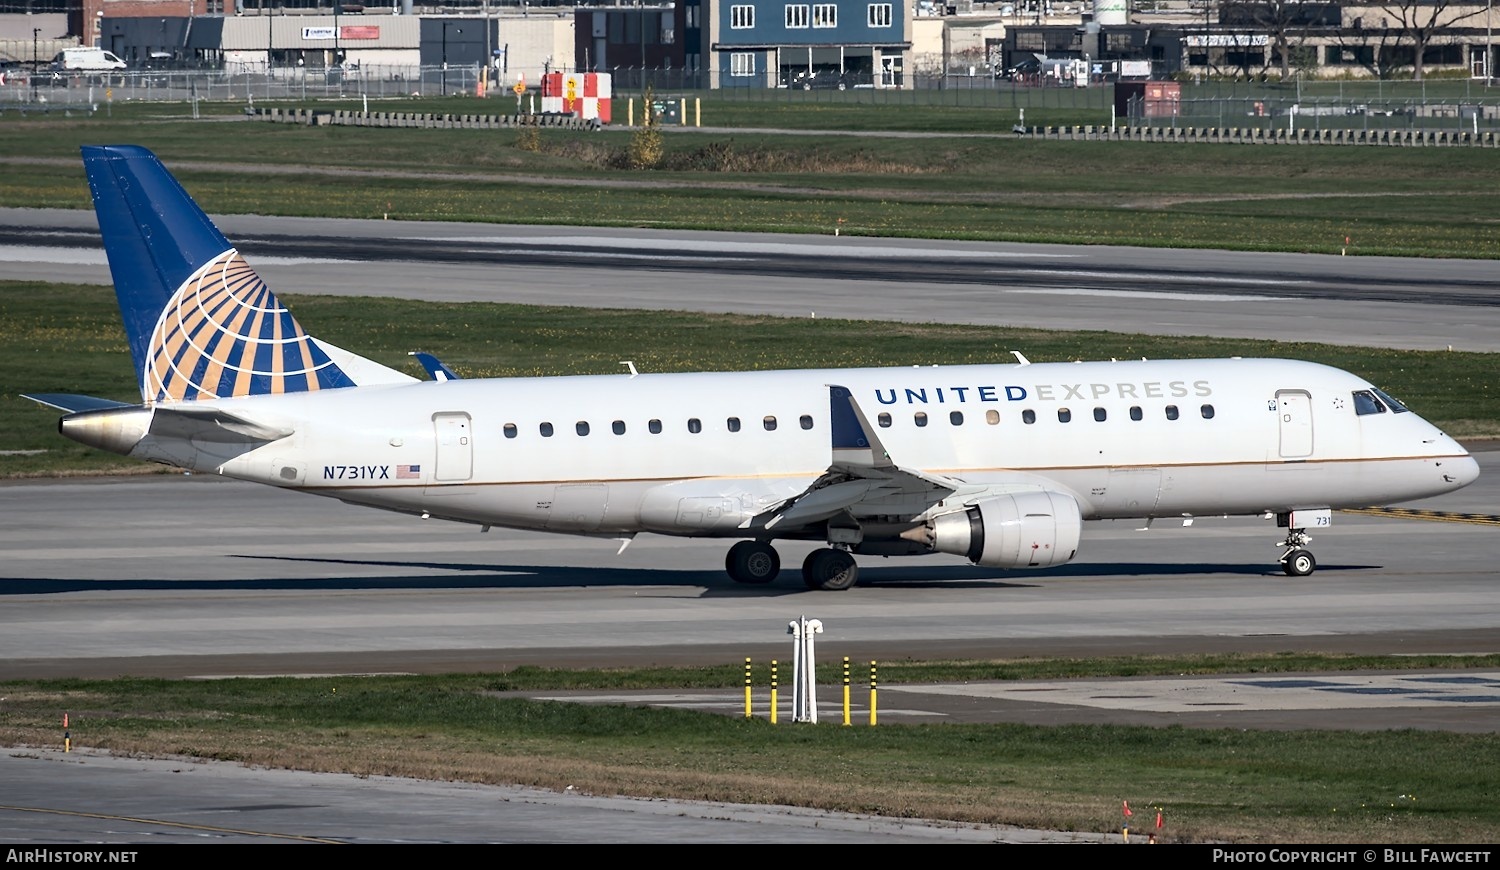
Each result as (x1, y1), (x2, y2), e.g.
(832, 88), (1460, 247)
(4, 63), (1498, 132)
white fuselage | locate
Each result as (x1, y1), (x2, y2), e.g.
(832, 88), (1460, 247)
(136, 357), (1476, 539)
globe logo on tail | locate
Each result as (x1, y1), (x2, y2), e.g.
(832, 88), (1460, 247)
(145, 250), (351, 403)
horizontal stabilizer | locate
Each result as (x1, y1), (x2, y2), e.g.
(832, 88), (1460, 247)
(22, 393), (133, 414)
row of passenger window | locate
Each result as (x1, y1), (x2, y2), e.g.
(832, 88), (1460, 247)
(503, 415), (817, 438)
(498, 404), (1216, 439)
(876, 404), (1216, 427)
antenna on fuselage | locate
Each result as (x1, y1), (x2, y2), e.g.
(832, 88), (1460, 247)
(1011, 351), (1030, 366)
(621, 361), (639, 378)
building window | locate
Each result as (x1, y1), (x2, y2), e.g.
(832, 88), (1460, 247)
(868, 3), (892, 27)
(813, 4), (837, 27)
(731, 5), (755, 28)
(730, 52), (755, 77)
(786, 4), (809, 28)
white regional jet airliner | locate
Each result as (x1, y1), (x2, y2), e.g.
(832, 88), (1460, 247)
(26, 146), (1480, 590)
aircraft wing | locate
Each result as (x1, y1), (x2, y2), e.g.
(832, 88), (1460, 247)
(759, 385), (962, 529)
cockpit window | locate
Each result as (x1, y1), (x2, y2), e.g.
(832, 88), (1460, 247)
(1353, 388), (1412, 416)
(1352, 390), (1386, 416)
(1371, 386), (1410, 414)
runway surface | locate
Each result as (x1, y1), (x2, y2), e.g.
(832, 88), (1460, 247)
(3, 207), (1498, 352)
(3, 450), (1496, 695)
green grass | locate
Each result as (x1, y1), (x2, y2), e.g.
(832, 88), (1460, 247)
(2, 111), (1499, 256)
(4, 281), (1496, 476)
(3, 653), (1499, 843)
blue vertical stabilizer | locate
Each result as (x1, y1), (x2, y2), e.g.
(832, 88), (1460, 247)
(82, 145), (363, 403)
(84, 145), (232, 390)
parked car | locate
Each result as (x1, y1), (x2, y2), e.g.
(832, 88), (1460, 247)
(999, 57), (1042, 81)
(49, 48), (127, 73)
(786, 69), (866, 90)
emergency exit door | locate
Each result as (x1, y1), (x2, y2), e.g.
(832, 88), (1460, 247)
(433, 412), (473, 481)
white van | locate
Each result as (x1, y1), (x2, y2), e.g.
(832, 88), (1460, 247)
(50, 48), (128, 73)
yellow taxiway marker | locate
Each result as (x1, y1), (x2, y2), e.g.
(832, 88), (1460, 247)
(1340, 507), (1500, 527)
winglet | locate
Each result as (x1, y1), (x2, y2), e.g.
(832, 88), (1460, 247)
(409, 351), (460, 382)
(828, 385), (893, 471)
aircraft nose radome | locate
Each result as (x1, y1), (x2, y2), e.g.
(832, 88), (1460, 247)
(1444, 453), (1480, 489)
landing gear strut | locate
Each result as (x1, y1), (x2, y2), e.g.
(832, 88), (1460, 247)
(1278, 528), (1316, 576)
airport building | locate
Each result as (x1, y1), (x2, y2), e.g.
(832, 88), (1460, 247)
(1, 0), (1494, 83)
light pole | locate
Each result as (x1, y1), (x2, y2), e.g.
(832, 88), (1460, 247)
(441, 22), (462, 96)
(32, 27), (40, 98)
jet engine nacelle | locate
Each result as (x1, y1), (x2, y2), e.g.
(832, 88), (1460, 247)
(928, 491), (1082, 568)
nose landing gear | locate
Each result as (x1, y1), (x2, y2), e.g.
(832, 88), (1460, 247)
(1278, 527), (1316, 576)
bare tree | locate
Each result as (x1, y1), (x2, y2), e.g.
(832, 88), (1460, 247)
(1368, 0), (1487, 80)
(1222, 0), (1325, 80)
(1334, 19), (1410, 78)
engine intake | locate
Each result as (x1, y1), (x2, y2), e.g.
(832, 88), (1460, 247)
(927, 491), (1082, 568)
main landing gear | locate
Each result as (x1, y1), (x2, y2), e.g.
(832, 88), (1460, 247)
(1278, 527), (1317, 577)
(725, 541), (860, 591)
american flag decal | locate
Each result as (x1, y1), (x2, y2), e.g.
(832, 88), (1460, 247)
(396, 465), (421, 479)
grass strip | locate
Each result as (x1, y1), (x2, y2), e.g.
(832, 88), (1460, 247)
(3, 653), (1498, 843)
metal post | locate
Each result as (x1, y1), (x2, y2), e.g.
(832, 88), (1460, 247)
(788, 616), (822, 723)
(842, 656), (850, 726)
(769, 660), (778, 724)
(32, 27), (40, 99)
